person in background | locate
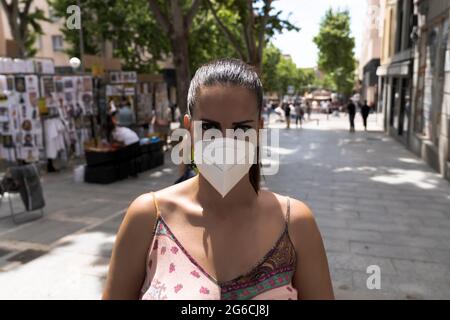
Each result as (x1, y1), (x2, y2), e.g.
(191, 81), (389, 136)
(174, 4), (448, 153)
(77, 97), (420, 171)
(284, 102), (291, 129)
(347, 99), (356, 133)
(107, 111), (140, 177)
(108, 98), (117, 114)
(117, 97), (136, 128)
(306, 101), (312, 120)
(107, 112), (139, 147)
(295, 102), (303, 128)
(325, 99), (332, 119)
(361, 100), (371, 131)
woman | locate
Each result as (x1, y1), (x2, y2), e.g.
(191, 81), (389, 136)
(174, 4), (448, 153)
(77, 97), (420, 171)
(102, 59), (334, 300)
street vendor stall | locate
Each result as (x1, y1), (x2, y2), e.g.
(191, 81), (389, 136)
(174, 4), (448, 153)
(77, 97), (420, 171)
(84, 136), (164, 184)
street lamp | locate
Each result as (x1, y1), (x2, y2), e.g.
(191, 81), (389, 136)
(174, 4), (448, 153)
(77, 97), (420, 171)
(69, 57), (81, 70)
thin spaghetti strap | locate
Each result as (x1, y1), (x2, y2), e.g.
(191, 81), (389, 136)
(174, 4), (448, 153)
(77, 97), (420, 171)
(285, 196), (291, 227)
(151, 192), (161, 219)
(150, 192), (161, 237)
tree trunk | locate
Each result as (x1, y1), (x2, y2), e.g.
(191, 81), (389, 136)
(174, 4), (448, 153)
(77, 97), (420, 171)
(2, 0), (30, 58)
(171, 33), (190, 117)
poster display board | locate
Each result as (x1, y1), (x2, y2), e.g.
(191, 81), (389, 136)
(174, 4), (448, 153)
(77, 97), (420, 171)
(0, 75), (43, 162)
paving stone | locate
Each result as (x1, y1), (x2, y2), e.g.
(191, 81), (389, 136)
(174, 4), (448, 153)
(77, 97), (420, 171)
(350, 242), (432, 262)
(327, 252), (397, 275)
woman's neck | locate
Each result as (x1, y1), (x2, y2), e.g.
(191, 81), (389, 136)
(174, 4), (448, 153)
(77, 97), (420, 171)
(192, 174), (258, 217)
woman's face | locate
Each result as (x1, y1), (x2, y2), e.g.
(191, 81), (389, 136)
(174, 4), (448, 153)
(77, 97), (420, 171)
(192, 85), (260, 137)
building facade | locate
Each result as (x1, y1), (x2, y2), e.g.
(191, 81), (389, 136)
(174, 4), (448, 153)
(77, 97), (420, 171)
(0, 0), (70, 66)
(377, 0), (450, 181)
(412, 0), (450, 180)
(359, 0), (383, 109)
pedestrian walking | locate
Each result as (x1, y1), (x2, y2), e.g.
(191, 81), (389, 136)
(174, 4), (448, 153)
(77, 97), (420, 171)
(347, 99), (356, 133)
(284, 102), (292, 129)
(102, 58), (334, 300)
(325, 99), (331, 120)
(361, 100), (371, 131)
(295, 102), (303, 128)
(306, 101), (312, 120)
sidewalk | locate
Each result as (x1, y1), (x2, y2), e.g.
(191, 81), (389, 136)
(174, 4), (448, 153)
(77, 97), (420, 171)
(0, 112), (449, 299)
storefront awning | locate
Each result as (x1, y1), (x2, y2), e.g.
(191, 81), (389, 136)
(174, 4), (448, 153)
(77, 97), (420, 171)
(377, 60), (410, 77)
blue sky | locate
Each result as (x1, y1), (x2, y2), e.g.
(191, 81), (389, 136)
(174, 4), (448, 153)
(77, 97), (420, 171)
(272, 0), (367, 68)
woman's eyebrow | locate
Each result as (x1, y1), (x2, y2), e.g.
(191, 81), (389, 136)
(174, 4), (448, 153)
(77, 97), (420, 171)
(200, 118), (221, 126)
(232, 120), (254, 125)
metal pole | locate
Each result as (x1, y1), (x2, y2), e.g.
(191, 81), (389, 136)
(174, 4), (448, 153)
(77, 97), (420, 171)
(77, 0), (85, 73)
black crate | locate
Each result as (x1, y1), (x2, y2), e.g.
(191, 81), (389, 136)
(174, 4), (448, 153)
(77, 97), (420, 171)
(150, 150), (164, 169)
(116, 161), (131, 180)
(84, 165), (118, 184)
(85, 151), (115, 167)
(138, 153), (150, 172)
(148, 140), (164, 152)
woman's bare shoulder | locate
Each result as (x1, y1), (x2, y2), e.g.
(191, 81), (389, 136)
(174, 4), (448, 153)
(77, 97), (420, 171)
(120, 193), (158, 238)
(261, 191), (314, 220)
(152, 178), (197, 211)
(262, 191), (318, 241)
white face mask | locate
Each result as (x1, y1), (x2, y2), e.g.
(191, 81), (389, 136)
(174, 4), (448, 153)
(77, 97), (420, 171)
(194, 137), (257, 197)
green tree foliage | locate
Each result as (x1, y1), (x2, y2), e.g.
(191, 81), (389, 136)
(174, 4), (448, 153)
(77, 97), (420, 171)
(188, 5), (240, 73)
(261, 43), (281, 93)
(313, 8), (355, 95)
(0, 0), (50, 58)
(49, 0), (170, 73)
(261, 44), (317, 97)
(206, 0), (298, 72)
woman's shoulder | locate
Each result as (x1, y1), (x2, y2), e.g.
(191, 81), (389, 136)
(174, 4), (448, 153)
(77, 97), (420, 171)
(262, 191), (319, 244)
(261, 190), (314, 221)
(122, 193), (159, 234)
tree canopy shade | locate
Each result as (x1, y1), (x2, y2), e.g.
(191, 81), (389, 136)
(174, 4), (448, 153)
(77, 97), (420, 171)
(49, 0), (170, 73)
(49, 0), (300, 115)
(206, 0), (298, 73)
(0, 0), (50, 58)
(313, 8), (356, 96)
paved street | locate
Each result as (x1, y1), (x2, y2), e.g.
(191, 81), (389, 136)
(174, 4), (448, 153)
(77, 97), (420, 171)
(0, 112), (449, 299)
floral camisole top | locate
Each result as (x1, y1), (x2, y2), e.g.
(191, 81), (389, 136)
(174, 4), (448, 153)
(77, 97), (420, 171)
(139, 193), (298, 300)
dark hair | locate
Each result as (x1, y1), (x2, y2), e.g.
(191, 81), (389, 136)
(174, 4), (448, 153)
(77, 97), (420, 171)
(187, 58), (263, 194)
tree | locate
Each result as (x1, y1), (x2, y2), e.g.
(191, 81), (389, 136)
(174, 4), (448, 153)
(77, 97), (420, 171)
(313, 8), (355, 96)
(261, 43), (281, 93)
(276, 53), (297, 98)
(50, 0), (169, 73)
(206, 0), (298, 73)
(0, 0), (50, 58)
(147, 0), (202, 116)
(188, 4), (240, 73)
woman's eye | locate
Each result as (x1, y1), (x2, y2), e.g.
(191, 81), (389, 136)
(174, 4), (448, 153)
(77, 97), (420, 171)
(202, 123), (214, 131)
(202, 123), (218, 131)
(234, 126), (251, 132)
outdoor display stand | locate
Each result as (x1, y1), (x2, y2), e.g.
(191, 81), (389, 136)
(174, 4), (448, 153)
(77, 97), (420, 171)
(84, 138), (164, 184)
(0, 58), (96, 165)
(0, 69), (43, 163)
(136, 74), (157, 127)
(153, 80), (171, 143)
(0, 58), (49, 223)
(52, 74), (95, 158)
(106, 71), (137, 116)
